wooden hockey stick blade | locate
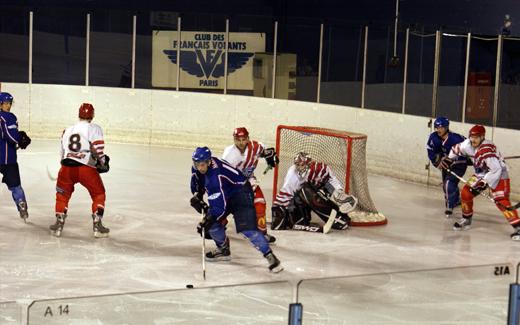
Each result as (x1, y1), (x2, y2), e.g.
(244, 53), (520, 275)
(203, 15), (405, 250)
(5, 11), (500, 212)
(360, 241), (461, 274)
(46, 165), (57, 181)
(323, 209), (337, 234)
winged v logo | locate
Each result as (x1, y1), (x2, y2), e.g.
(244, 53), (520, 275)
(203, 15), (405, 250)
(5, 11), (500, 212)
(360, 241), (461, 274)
(163, 49), (254, 79)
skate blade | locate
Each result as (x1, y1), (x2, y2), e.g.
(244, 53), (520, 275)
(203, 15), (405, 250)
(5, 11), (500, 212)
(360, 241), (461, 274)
(511, 235), (520, 241)
(205, 256), (231, 262)
(453, 226), (471, 231)
(94, 232), (109, 238)
(51, 230), (62, 237)
(270, 265), (284, 273)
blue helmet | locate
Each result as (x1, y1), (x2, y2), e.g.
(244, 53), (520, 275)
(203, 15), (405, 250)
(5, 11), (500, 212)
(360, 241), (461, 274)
(434, 116), (449, 129)
(192, 147), (212, 162)
(0, 92), (14, 104)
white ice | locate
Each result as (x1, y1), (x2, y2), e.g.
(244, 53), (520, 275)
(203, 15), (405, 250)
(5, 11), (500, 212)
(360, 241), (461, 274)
(0, 140), (518, 324)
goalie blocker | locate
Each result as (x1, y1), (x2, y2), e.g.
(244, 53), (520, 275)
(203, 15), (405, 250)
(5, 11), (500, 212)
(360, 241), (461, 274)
(271, 183), (357, 232)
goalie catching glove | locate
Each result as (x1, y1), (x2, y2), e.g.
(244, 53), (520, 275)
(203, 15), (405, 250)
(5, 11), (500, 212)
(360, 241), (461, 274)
(96, 155), (110, 173)
(261, 147), (279, 168)
(331, 189), (358, 213)
(18, 131), (31, 149)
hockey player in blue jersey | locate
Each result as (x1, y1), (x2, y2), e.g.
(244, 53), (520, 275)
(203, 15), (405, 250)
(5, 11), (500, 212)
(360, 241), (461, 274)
(190, 146), (283, 273)
(0, 92), (31, 221)
(426, 117), (467, 217)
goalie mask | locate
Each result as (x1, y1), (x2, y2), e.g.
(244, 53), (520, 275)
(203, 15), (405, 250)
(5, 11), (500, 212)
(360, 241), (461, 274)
(294, 152), (312, 176)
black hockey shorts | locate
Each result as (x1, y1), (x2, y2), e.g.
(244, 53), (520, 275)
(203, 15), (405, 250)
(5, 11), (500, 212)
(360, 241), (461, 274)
(228, 183), (258, 233)
(0, 163), (21, 188)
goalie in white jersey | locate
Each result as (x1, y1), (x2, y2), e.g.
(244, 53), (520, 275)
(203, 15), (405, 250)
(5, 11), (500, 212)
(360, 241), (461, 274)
(50, 103), (110, 238)
(222, 127), (279, 243)
(271, 152), (358, 232)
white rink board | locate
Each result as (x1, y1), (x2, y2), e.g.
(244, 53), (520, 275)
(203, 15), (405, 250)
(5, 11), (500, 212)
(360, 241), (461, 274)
(2, 82), (520, 197)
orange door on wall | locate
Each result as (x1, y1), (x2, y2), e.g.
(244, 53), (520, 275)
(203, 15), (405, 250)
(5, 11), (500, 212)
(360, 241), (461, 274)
(466, 72), (492, 120)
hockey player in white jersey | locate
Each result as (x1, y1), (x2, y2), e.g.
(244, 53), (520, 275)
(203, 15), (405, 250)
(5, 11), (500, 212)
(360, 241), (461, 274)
(271, 152), (358, 232)
(50, 103), (110, 238)
(222, 127), (278, 243)
(444, 124), (520, 240)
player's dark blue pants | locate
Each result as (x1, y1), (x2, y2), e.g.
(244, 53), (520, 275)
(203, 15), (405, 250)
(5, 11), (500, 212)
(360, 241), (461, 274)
(0, 163), (27, 210)
(441, 162), (467, 209)
(209, 183), (271, 255)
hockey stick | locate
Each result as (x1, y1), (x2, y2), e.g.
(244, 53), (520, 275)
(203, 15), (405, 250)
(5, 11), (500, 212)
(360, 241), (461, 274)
(504, 155), (520, 160)
(201, 212), (206, 281)
(446, 168), (512, 210)
(323, 209), (337, 234)
(46, 165), (57, 181)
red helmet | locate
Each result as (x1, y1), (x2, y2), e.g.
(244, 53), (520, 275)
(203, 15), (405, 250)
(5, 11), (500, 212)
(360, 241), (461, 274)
(78, 103), (94, 120)
(469, 124), (485, 137)
(233, 127), (249, 138)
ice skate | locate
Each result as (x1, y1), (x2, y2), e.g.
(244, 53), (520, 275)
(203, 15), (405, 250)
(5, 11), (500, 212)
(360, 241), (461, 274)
(50, 213), (66, 237)
(265, 233), (276, 244)
(511, 227), (520, 241)
(92, 214), (110, 238)
(205, 245), (231, 261)
(453, 216), (472, 231)
(444, 208), (453, 218)
(17, 201), (28, 222)
(264, 251), (283, 273)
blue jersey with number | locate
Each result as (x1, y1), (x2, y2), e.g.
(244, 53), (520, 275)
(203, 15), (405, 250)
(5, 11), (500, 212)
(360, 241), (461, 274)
(0, 111), (21, 164)
(191, 157), (248, 220)
(426, 131), (466, 166)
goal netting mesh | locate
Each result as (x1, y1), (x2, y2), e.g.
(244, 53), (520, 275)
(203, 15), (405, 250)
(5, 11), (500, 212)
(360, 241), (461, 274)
(273, 125), (387, 226)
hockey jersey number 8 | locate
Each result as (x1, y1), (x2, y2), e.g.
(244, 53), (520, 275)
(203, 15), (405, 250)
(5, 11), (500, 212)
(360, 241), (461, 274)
(61, 121), (105, 167)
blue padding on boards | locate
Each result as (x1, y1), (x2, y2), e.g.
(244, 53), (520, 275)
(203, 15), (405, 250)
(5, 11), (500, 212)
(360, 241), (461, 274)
(508, 283), (520, 325)
(288, 303), (302, 325)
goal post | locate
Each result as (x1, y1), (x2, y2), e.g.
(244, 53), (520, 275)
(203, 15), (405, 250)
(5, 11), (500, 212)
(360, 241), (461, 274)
(273, 125), (387, 226)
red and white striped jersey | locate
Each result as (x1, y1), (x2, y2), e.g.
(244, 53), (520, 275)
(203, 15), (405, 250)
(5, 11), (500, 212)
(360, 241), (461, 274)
(273, 161), (342, 207)
(60, 121), (105, 168)
(222, 140), (265, 178)
(449, 138), (508, 189)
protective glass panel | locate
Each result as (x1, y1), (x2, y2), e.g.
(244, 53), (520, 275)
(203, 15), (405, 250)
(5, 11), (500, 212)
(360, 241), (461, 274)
(0, 6), (29, 83)
(298, 263), (513, 324)
(437, 34), (468, 122)
(465, 35), (498, 127)
(33, 8), (87, 85)
(27, 281), (292, 324)
(278, 18), (321, 102)
(365, 25), (405, 113)
(320, 23), (364, 107)
(405, 31), (436, 117)
(0, 301), (23, 324)
(90, 9), (133, 87)
(227, 16), (275, 98)
(497, 37), (520, 130)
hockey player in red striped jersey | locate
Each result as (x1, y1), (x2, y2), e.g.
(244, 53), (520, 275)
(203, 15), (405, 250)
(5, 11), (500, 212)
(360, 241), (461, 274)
(446, 125), (520, 240)
(50, 103), (110, 238)
(271, 152), (358, 232)
(222, 127), (279, 243)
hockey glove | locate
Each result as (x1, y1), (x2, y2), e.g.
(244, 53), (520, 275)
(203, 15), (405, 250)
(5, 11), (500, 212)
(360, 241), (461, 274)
(432, 153), (442, 168)
(197, 214), (214, 238)
(470, 178), (488, 196)
(190, 195), (209, 215)
(197, 216), (213, 239)
(439, 157), (453, 170)
(96, 155), (110, 173)
(18, 131), (31, 149)
(262, 147), (279, 168)
(331, 189), (358, 214)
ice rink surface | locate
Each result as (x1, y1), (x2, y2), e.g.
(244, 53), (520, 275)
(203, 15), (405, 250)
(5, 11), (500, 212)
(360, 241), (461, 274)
(1, 140), (518, 324)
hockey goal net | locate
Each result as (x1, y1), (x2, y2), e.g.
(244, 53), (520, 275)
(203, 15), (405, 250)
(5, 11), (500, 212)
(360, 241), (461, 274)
(272, 125), (387, 226)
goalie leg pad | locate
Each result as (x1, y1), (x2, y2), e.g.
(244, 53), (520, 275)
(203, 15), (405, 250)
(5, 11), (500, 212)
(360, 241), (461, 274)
(271, 206), (289, 230)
